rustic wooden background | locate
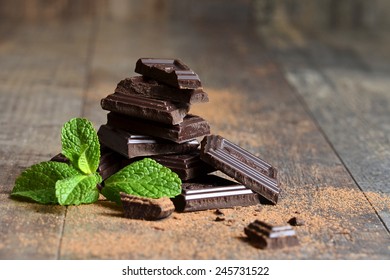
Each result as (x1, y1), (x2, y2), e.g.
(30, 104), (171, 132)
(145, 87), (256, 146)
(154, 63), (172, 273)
(0, 0), (389, 259)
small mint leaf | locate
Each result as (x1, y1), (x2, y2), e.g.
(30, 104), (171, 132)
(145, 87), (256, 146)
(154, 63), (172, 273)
(102, 158), (182, 204)
(61, 118), (100, 174)
(11, 161), (79, 204)
(55, 173), (102, 206)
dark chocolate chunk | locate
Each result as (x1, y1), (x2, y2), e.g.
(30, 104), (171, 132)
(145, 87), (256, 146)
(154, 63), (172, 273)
(101, 92), (189, 125)
(97, 125), (199, 159)
(151, 150), (215, 181)
(106, 112), (210, 144)
(200, 135), (280, 204)
(135, 58), (202, 89)
(116, 76), (209, 104)
(244, 220), (299, 249)
(172, 175), (261, 212)
(120, 193), (175, 220)
(98, 147), (124, 180)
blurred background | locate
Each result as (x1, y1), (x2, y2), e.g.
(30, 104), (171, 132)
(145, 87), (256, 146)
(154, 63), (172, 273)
(0, 0), (389, 30)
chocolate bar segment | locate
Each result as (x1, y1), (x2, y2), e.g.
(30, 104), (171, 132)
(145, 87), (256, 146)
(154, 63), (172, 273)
(244, 220), (299, 249)
(135, 58), (202, 89)
(101, 92), (189, 125)
(151, 151), (215, 181)
(172, 175), (260, 212)
(97, 125), (199, 159)
(200, 135), (280, 204)
(116, 76), (208, 104)
(98, 147), (124, 180)
(120, 193), (175, 220)
(107, 112), (210, 144)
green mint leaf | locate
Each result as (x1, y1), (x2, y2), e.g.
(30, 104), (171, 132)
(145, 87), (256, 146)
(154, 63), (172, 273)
(102, 158), (182, 204)
(11, 161), (79, 204)
(61, 118), (100, 175)
(55, 173), (102, 206)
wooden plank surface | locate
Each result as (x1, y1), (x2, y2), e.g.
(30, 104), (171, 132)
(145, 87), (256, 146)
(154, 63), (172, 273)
(0, 20), (94, 259)
(0, 18), (389, 259)
(274, 37), (390, 231)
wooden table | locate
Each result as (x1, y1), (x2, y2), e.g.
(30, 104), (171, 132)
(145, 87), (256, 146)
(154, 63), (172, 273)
(0, 17), (389, 259)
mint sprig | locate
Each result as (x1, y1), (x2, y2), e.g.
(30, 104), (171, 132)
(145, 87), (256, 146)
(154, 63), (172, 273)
(11, 118), (182, 207)
(11, 161), (79, 204)
(102, 158), (182, 205)
(11, 118), (102, 205)
(61, 118), (100, 175)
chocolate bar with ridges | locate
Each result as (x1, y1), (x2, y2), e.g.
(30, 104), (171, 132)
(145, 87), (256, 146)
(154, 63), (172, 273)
(101, 92), (189, 125)
(172, 175), (260, 212)
(116, 76), (208, 104)
(151, 151), (215, 181)
(135, 58), (202, 89)
(97, 125), (199, 159)
(244, 220), (299, 249)
(200, 135), (280, 204)
(106, 112), (210, 144)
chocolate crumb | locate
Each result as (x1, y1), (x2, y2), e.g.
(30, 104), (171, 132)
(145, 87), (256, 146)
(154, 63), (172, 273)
(287, 217), (305, 226)
(215, 209), (225, 216)
(152, 226), (165, 231)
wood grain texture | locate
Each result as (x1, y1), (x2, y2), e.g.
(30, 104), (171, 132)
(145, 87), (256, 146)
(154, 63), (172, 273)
(0, 21), (93, 258)
(275, 39), (390, 231)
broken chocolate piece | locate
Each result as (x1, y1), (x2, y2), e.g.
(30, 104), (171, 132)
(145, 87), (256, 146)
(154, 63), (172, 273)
(135, 58), (202, 89)
(200, 135), (280, 204)
(244, 220), (299, 249)
(107, 112), (210, 144)
(116, 76), (209, 104)
(101, 92), (189, 125)
(151, 151), (215, 181)
(172, 175), (260, 212)
(97, 125), (199, 158)
(120, 193), (174, 220)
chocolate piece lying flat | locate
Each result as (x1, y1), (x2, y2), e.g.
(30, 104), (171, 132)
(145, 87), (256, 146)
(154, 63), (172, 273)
(97, 125), (199, 159)
(152, 151), (215, 181)
(172, 175), (260, 212)
(107, 112), (210, 144)
(244, 220), (299, 249)
(135, 58), (202, 89)
(120, 193), (175, 220)
(101, 92), (189, 125)
(200, 135), (280, 204)
(116, 76), (209, 104)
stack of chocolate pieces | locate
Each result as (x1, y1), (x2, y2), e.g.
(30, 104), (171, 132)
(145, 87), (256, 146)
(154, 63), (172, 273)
(97, 58), (281, 216)
(98, 58), (213, 182)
